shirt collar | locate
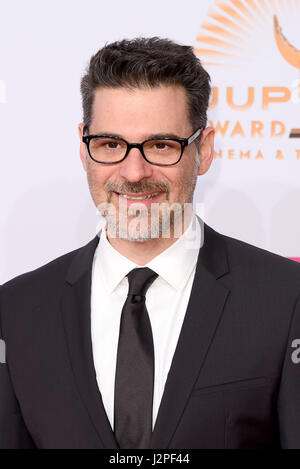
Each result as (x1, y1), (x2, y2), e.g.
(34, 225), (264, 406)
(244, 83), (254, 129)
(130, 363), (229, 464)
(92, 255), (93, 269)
(93, 211), (201, 294)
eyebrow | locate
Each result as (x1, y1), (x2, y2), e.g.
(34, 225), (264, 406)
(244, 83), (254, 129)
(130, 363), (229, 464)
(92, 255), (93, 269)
(89, 131), (182, 140)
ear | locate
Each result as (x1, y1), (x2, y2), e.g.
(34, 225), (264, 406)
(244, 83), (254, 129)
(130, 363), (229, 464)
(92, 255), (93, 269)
(78, 123), (87, 172)
(198, 126), (215, 176)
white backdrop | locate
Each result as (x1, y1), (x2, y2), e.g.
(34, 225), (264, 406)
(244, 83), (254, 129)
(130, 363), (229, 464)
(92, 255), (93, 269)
(1, 0), (300, 284)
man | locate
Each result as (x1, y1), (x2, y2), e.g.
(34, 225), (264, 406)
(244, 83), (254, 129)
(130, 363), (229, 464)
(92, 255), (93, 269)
(0, 37), (300, 449)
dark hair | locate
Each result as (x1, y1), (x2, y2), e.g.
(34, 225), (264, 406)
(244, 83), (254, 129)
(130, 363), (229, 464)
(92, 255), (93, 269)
(80, 37), (211, 134)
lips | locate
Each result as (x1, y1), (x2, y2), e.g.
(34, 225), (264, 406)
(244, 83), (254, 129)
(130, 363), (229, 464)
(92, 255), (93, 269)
(116, 191), (162, 200)
(113, 191), (164, 207)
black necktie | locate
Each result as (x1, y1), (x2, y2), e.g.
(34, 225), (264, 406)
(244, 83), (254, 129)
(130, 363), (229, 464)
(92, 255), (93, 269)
(114, 267), (158, 449)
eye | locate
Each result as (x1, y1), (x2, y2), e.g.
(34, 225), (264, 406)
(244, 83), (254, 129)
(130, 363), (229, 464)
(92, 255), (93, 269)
(90, 138), (124, 151)
(149, 141), (175, 151)
(154, 142), (168, 150)
(106, 140), (120, 149)
(144, 139), (179, 156)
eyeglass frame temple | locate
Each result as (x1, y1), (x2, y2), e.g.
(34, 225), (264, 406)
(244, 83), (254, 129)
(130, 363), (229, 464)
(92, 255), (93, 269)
(186, 127), (202, 146)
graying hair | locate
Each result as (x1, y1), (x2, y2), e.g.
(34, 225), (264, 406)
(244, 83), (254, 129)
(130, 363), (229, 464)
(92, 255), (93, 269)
(80, 37), (211, 144)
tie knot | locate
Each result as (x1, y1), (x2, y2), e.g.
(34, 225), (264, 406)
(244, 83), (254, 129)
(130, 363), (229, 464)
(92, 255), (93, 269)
(126, 267), (158, 298)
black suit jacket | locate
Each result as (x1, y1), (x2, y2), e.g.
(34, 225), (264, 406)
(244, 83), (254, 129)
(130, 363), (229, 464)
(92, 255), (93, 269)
(1, 221), (300, 449)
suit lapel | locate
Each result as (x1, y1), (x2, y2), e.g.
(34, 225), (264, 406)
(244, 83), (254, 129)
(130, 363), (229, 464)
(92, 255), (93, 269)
(61, 234), (119, 449)
(149, 221), (230, 449)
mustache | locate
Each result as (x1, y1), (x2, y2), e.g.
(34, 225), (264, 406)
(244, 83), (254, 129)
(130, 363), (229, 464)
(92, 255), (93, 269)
(104, 180), (170, 195)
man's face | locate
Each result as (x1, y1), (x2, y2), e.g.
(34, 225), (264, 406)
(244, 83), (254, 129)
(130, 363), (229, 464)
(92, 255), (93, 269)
(79, 85), (214, 241)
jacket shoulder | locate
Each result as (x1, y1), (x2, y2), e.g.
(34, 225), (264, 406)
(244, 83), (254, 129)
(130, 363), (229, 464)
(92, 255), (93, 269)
(1, 236), (98, 294)
(211, 225), (300, 282)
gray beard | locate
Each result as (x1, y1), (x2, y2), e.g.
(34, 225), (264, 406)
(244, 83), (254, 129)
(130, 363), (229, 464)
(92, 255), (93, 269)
(103, 204), (186, 242)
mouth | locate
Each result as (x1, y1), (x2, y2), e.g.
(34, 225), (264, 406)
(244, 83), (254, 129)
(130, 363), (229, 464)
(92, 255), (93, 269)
(113, 191), (164, 207)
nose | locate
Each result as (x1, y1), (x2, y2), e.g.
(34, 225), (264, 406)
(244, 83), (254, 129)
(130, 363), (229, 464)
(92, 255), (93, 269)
(118, 147), (153, 182)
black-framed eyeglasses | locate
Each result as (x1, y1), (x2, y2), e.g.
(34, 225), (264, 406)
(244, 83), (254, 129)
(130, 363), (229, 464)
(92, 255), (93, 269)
(82, 127), (202, 166)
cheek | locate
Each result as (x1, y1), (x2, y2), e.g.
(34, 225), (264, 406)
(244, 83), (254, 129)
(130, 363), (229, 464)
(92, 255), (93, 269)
(87, 165), (115, 188)
(169, 166), (190, 187)
(158, 166), (181, 183)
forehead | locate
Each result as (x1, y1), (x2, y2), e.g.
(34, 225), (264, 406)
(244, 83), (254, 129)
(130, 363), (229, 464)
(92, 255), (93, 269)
(90, 85), (191, 137)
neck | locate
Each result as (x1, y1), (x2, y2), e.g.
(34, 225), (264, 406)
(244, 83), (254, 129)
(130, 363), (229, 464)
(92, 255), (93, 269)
(106, 211), (193, 265)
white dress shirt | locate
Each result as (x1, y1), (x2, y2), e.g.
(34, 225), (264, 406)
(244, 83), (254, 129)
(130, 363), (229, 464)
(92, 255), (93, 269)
(90, 212), (202, 431)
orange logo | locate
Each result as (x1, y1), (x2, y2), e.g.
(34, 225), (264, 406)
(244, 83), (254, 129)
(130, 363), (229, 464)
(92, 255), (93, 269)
(195, 0), (300, 149)
(274, 14), (300, 137)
